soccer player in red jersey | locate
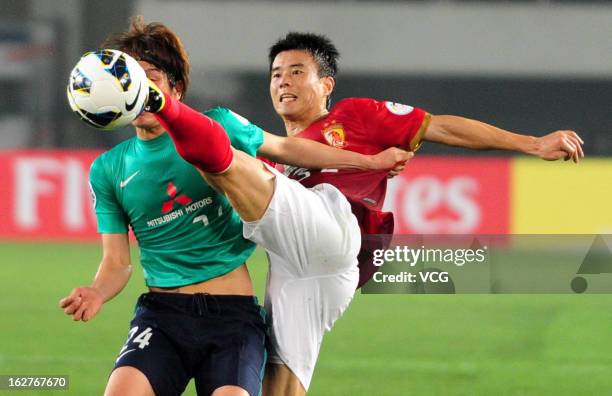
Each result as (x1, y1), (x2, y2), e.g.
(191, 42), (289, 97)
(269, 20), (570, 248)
(264, 32), (585, 395)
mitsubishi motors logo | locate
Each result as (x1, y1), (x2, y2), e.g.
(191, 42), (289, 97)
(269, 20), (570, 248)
(161, 182), (192, 213)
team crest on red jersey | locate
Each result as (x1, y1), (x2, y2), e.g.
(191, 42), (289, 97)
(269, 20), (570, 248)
(322, 123), (346, 148)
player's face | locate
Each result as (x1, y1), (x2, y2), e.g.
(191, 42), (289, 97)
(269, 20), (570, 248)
(270, 50), (334, 119)
(132, 60), (180, 131)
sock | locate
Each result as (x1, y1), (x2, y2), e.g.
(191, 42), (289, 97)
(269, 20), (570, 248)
(154, 94), (233, 173)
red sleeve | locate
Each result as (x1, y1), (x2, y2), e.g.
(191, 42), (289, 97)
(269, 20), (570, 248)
(349, 98), (431, 151)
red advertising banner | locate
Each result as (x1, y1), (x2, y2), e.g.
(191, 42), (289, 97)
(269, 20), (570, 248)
(0, 150), (102, 241)
(0, 152), (511, 240)
(383, 156), (511, 234)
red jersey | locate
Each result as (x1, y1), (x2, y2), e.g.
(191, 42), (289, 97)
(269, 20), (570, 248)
(281, 97), (431, 287)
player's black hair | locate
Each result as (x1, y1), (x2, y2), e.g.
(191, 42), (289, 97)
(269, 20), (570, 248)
(269, 32), (339, 78)
(103, 16), (190, 99)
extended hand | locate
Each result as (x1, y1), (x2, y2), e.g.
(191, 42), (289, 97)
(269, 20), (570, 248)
(534, 130), (584, 163)
(371, 147), (414, 177)
(59, 287), (104, 322)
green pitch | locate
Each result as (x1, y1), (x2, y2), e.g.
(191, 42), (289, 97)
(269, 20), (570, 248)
(1, 242), (612, 395)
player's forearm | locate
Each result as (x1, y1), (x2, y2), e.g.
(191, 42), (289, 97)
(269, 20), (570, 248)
(425, 115), (539, 155)
(261, 135), (375, 170)
(91, 258), (132, 303)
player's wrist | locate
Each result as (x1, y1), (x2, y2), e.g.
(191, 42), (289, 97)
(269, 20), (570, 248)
(364, 155), (380, 170)
(88, 284), (111, 304)
(368, 151), (395, 171)
(521, 135), (540, 157)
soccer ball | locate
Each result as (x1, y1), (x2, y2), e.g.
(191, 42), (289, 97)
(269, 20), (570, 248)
(67, 49), (148, 130)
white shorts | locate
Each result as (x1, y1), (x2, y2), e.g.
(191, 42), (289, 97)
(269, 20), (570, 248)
(243, 165), (360, 390)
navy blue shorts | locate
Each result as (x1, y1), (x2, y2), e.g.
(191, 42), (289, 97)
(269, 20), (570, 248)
(112, 292), (267, 396)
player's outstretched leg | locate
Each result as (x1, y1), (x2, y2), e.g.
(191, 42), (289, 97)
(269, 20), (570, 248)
(152, 91), (275, 222)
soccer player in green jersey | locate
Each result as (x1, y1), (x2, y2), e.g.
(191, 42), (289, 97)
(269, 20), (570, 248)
(59, 18), (407, 396)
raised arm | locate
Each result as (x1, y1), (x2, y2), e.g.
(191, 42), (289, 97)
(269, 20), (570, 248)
(424, 115), (584, 162)
(59, 234), (132, 322)
(257, 131), (412, 171)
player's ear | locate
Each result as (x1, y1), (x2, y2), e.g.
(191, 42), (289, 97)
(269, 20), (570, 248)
(321, 76), (335, 97)
(173, 81), (185, 101)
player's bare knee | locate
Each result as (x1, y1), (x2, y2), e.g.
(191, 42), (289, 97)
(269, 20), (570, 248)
(230, 149), (275, 183)
(105, 366), (155, 396)
(211, 385), (249, 396)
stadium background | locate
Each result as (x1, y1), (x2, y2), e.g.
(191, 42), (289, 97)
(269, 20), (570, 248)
(1, 0), (611, 394)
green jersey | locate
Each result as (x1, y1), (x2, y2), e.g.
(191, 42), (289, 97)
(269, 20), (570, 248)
(89, 107), (264, 287)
